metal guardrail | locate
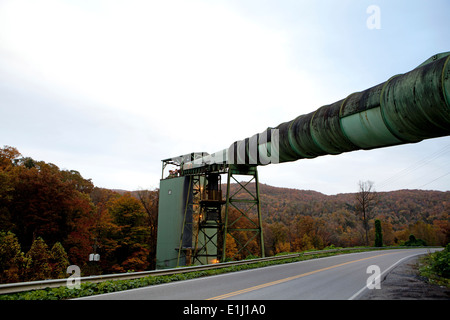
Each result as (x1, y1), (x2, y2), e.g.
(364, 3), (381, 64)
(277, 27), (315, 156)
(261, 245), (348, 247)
(0, 246), (440, 295)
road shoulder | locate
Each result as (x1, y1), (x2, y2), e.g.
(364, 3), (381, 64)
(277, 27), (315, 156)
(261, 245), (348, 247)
(360, 255), (449, 300)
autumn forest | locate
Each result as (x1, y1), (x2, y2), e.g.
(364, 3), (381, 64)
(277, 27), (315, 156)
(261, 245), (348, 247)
(0, 146), (449, 284)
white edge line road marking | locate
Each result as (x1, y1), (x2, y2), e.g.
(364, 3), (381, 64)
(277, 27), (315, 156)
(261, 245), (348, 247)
(73, 250), (378, 300)
(347, 251), (430, 300)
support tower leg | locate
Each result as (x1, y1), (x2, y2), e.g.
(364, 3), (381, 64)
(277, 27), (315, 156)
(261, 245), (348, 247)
(192, 173), (224, 265)
(222, 165), (265, 262)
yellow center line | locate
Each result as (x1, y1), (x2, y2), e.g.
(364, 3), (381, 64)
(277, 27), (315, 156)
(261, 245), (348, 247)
(207, 251), (399, 300)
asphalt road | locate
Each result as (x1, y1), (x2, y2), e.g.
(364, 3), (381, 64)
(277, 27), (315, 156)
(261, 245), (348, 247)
(77, 248), (439, 300)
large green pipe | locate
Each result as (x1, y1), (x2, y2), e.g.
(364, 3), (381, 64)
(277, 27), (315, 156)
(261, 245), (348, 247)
(183, 52), (450, 171)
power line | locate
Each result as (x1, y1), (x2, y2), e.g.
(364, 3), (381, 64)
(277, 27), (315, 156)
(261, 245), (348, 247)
(418, 171), (450, 189)
(377, 144), (450, 190)
(378, 144), (450, 188)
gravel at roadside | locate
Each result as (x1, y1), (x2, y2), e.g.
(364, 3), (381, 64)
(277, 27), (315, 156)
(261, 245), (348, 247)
(360, 255), (449, 300)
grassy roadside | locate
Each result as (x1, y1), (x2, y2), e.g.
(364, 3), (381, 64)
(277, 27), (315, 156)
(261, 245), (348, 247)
(418, 244), (450, 288)
(0, 248), (373, 300)
(0, 247), (439, 300)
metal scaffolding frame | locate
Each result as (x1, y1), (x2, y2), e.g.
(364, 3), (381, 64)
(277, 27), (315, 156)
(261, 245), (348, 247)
(173, 163), (265, 266)
(222, 165), (265, 262)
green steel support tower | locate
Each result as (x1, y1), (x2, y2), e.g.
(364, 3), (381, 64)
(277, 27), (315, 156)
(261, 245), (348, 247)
(222, 165), (264, 262)
(156, 157), (265, 268)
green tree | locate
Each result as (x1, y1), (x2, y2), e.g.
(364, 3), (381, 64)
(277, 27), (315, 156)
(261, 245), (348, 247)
(24, 237), (52, 281)
(374, 219), (383, 247)
(404, 234), (427, 246)
(429, 243), (450, 278)
(50, 242), (70, 279)
(0, 231), (26, 283)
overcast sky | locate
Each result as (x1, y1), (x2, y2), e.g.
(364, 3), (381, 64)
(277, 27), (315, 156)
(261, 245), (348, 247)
(1, 0), (449, 195)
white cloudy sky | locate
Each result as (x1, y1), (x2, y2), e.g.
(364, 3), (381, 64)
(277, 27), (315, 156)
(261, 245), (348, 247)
(1, 0), (449, 195)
